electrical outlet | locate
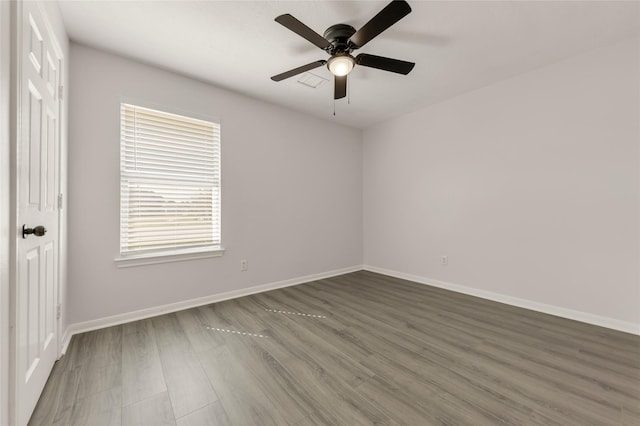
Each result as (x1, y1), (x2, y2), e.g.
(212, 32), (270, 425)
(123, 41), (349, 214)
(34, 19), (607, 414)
(441, 256), (448, 266)
(240, 259), (248, 272)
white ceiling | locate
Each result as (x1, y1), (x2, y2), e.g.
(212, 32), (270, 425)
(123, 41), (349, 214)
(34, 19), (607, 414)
(57, 1), (640, 129)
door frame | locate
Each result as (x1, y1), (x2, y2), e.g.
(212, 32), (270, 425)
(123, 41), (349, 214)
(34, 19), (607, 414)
(1, 0), (13, 425)
(6, 1), (67, 424)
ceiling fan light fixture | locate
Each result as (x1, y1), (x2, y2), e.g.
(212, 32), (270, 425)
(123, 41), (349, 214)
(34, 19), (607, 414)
(327, 55), (355, 77)
(271, 0), (415, 101)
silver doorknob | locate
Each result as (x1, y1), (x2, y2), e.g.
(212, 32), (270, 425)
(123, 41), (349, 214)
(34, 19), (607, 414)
(22, 225), (46, 239)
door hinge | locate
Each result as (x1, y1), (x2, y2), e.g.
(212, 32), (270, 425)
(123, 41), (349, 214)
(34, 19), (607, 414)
(59, 85), (64, 100)
(56, 304), (61, 320)
(58, 193), (63, 209)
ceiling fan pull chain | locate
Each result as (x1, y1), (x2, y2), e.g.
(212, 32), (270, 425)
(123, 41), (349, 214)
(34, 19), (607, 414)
(333, 99), (336, 116)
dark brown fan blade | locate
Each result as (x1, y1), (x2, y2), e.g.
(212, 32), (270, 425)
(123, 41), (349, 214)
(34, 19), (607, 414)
(334, 75), (347, 99)
(355, 53), (415, 75)
(348, 0), (412, 49)
(275, 14), (332, 50)
(271, 60), (327, 82)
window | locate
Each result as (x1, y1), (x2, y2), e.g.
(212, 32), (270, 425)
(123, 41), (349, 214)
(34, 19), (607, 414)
(117, 103), (222, 266)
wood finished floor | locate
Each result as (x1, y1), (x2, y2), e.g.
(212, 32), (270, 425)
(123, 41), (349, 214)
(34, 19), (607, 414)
(29, 271), (640, 425)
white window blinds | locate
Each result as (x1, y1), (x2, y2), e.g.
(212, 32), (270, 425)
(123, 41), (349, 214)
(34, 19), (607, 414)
(120, 103), (221, 255)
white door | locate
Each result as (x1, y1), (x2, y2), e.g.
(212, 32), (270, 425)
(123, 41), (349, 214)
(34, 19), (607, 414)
(15, 2), (62, 425)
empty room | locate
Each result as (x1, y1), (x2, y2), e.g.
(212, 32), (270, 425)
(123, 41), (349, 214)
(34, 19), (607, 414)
(1, 0), (639, 425)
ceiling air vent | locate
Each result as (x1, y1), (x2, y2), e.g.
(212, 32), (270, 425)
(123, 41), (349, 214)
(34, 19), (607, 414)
(297, 72), (328, 89)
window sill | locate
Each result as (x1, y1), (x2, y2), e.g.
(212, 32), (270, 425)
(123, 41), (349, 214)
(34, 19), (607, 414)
(114, 246), (225, 268)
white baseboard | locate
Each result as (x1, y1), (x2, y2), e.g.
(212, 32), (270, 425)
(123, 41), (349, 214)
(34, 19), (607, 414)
(60, 264), (363, 353)
(60, 263), (639, 352)
(59, 327), (72, 356)
(363, 265), (640, 336)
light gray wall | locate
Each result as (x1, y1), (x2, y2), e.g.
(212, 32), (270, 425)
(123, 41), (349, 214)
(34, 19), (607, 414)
(69, 35), (639, 332)
(68, 44), (363, 325)
(363, 36), (640, 328)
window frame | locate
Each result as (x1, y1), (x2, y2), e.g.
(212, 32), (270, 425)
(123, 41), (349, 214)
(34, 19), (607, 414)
(114, 101), (224, 267)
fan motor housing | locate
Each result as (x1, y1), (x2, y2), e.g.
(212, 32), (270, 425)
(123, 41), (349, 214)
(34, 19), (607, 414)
(323, 24), (356, 53)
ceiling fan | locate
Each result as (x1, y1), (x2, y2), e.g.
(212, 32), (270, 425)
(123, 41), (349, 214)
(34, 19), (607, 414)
(270, 0), (415, 100)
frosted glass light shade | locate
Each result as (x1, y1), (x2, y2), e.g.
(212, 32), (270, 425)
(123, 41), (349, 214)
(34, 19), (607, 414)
(327, 55), (355, 76)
